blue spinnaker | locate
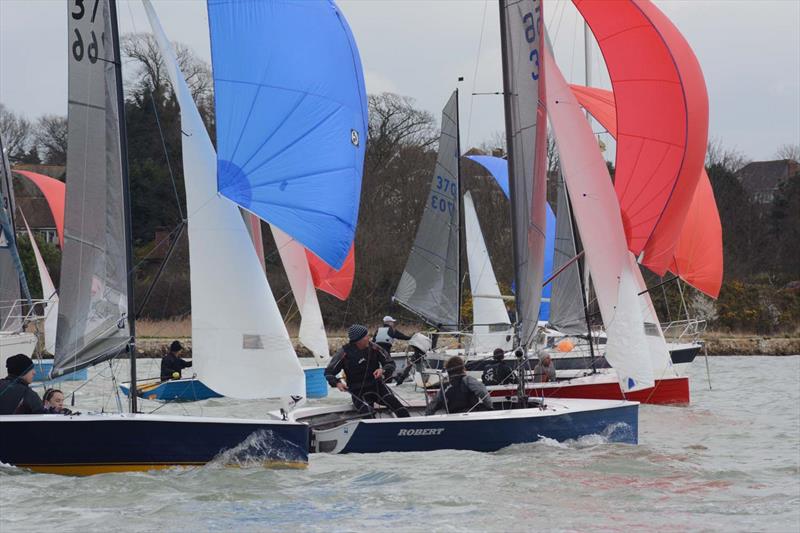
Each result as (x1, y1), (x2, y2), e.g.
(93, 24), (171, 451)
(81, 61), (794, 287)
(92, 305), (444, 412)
(466, 155), (555, 321)
(208, 0), (368, 269)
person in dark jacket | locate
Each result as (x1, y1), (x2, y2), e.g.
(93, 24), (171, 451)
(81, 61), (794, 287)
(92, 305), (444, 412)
(481, 348), (518, 386)
(160, 341), (192, 382)
(426, 356), (493, 415)
(0, 354), (45, 415)
(326, 324), (410, 417)
(372, 316), (412, 354)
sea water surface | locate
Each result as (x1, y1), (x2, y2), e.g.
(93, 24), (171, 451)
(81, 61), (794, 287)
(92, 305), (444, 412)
(1, 356), (798, 532)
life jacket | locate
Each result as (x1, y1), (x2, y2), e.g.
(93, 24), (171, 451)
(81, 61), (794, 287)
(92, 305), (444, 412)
(374, 326), (393, 345)
(340, 342), (382, 393)
(444, 375), (480, 413)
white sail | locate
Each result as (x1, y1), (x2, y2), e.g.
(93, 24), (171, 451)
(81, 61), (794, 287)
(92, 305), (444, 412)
(543, 43), (655, 393)
(629, 252), (675, 377)
(463, 191), (512, 354)
(271, 225), (330, 364)
(22, 214), (58, 353)
(143, 0), (304, 400)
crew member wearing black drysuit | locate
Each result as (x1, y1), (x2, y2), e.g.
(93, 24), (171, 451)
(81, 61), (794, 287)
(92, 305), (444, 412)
(372, 316), (412, 354)
(160, 340), (192, 381)
(326, 324), (410, 417)
(0, 354), (45, 415)
(426, 356), (493, 415)
(481, 348), (518, 386)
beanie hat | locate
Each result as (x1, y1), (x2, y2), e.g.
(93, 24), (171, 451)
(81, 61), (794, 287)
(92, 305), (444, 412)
(493, 348), (505, 360)
(170, 340), (183, 353)
(6, 354), (34, 377)
(348, 324), (369, 342)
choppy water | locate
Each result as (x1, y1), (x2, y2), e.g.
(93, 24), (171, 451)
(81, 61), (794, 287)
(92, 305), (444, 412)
(1, 356), (798, 532)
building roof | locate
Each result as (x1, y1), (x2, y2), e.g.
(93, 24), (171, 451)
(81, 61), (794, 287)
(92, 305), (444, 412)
(735, 159), (800, 196)
(11, 172), (56, 230)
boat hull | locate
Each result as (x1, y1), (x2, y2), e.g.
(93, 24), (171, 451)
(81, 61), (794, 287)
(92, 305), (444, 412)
(296, 399), (638, 454)
(0, 414), (309, 474)
(488, 374), (690, 405)
(119, 379), (223, 402)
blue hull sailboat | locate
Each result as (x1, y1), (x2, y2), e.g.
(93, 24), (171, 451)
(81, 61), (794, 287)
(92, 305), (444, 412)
(293, 0), (640, 455)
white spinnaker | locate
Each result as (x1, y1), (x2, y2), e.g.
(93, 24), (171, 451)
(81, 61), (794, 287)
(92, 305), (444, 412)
(22, 214), (58, 353)
(543, 44), (654, 392)
(271, 225), (330, 364)
(463, 192), (512, 354)
(143, 0), (304, 399)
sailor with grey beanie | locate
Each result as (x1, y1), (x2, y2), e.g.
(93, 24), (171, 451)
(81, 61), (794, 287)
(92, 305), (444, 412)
(325, 324), (410, 418)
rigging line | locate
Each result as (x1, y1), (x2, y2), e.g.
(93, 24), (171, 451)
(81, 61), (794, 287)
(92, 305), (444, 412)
(465, 0), (489, 149)
(149, 90), (184, 220)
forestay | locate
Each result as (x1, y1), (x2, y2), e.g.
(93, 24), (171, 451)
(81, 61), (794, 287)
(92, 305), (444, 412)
(499, 0), (548, 347)
(207, 0), (368, 270)
(463, 192), (512, 353)
(543, 43), (655, 393)
(394, 91), (460, 329)
(143, 0), (304, 399)
(54, 0), (130, 377)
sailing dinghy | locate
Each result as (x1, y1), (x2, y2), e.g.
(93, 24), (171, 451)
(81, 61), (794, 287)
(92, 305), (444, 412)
(0, 0), (308, 474)
(291, 0), (639, 454)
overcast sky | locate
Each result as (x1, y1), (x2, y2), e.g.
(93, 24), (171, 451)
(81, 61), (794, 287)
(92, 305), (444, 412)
(1, 0), (798, 161)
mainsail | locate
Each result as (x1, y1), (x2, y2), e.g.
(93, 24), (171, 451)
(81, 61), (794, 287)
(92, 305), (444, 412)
(548, 176), (587, 335)
(463, 191), (512, 353)
(144, 0), (305, 399)
(54, 0), (131, 377)
(498, 0), (548, 347)
(0, 135), (26, 332)
(394, 91), (460, 329)
(544, 43), (656, 392)
(207, 0), (367, 271)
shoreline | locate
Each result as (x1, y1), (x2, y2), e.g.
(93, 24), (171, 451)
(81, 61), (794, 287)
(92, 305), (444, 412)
(126, 336), (799, 358)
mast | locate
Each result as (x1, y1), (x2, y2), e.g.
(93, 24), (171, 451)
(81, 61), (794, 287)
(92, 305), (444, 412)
(109, 0), (138, 413)
(455, 84), (463, 335)
(497, 0), (522, 348)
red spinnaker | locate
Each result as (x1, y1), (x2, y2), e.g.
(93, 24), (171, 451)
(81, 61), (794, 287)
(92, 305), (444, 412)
(570, 84), (722, 298)
(306, 244), (355, 301)
(13, 170), (66, 248)
(574, 0), (709, 275)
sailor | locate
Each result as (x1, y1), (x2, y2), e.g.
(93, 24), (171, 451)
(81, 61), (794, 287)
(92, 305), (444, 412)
(325, 324), (410, 418)
(481, 348), (518, 386)
(372, 315), (412, 354)
(533, 353), (557, 383)
(0, 354), (45, 415)
(426, 356), (493, 415)
(160, 340), (192, 382)
(43, 388), (73, 415)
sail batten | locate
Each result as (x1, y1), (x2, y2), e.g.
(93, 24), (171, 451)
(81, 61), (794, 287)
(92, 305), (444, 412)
(394, 91), (460, 329)
(54, 0), (130, 377)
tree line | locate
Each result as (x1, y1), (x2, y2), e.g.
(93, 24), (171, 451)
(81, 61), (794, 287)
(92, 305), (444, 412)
(4, 34), (798, 335)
